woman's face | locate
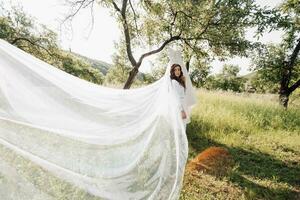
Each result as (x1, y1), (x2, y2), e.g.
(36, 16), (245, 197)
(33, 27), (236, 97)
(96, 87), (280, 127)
(174, 66), (181, 77)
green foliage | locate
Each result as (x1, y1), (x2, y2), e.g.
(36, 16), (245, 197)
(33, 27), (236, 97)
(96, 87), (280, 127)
(0, 3), (104, 85)
(251, 0), (300, 100)
(104, 41), (142, 86)
(71, 52), (111, 75)
(0, 5), (58, 61)
(249, 71), (280, 93)
(129, 0), (266, 88)
(205, 64), (246, 92)
(142, 66), (165, 84)
(141, 49), (169, 84)
(104, 64), (132, 85)
(290, 88), (300, 106)
(140, 0), (258, 58)
(104, 42), (131, 85)
(58, 52), (104, 84)
(279, 0), (300, 47)
(92, 0), (268, 88)
(253, 44), (296, 82)
(251, 43), (300, 93)
(189, 57), (211, 88)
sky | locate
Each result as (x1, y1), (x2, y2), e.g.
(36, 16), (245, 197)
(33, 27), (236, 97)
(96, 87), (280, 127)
(4, 0), (284, 75)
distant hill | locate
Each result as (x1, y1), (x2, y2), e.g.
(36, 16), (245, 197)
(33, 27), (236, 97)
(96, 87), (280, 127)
(68, 51), (112, 75)
(69, 51), (146, 81)
(241, 71), (257, 80)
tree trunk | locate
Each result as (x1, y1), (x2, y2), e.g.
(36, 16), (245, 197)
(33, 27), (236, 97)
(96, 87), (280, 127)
(277, 38), (300, 108)
(279, 91), (289, 108)
(186, 60), (190, 72)
(279, 61), (290, 108)
(123, 66), (139, 89)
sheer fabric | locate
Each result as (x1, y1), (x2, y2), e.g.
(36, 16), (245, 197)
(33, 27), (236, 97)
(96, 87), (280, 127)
(0, 39), (197, 199)
(171, 79), (186, 112)
(171, 79), (187, 128)
(166, 47), (197, 124)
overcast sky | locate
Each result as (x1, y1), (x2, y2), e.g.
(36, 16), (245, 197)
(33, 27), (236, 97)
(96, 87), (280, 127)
(4, 0), (284, 75)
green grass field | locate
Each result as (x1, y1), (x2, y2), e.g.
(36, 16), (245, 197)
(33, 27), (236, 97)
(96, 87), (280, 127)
(0, 89), (299, 200)
(180, 89), (300, 200)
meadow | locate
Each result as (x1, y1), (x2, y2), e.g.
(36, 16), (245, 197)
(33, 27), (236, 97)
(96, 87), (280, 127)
(180, 89), (300, 200)
(0, 89), (299, 200)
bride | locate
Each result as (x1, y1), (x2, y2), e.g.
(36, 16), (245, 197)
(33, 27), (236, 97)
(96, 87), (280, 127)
(170, 63), (188, 129)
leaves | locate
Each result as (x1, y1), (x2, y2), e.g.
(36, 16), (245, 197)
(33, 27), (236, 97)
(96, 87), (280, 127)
(0, 3), (104, 85)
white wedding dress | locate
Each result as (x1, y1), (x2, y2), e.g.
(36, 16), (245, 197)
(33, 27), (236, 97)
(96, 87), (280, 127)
(0, 39), (197, 200)
(171, 79), (188, 129)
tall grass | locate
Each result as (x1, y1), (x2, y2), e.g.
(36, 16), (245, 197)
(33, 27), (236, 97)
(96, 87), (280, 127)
(180, 89), (300, 200)
(0, 89), (299, 199)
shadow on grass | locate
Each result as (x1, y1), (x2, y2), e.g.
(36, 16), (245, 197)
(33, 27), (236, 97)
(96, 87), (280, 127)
(186, 118), (300, 200)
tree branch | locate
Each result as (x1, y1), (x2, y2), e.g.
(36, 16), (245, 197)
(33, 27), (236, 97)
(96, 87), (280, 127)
(129, 0), (139, 36)
(137, 35), (181, 66)
(287, 79), (300, 94)
(11, 37), (54, 56)
(111, 1), (121, 12)
(182, 38), (204, 55)
(121, 0), (127, 15)
(63, 0), (95, 24)
(168, 7), (178, 38)
(284, 37), (300, 91)
(288, 37), (300, 70)
(180, 11), (215, 42)
(113, 0), (137, 67)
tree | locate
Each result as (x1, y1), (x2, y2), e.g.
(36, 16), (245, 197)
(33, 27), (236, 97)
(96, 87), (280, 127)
(205, 64), (246, 92)
(0, 4), (104, 85)
(0, 5), (58, 61)
(189, 58), (211, 88)
(64, 0), (264, 89)
(104, 41), (144, 86)
(253, 43), (299, 107)
(60, 52), (104, 84)
(104, 42), (132, 85)
(249, 71), (279, 93)
(252, 0), (300, 108)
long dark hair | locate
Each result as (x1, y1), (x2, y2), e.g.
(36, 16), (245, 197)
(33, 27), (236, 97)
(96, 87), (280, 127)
(170, 64), (186, 89)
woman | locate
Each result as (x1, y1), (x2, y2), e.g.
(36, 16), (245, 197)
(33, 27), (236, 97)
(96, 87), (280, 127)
(170, 63), (188, 128)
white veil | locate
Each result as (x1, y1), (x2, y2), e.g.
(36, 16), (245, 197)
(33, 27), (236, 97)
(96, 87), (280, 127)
(164, 47), (197, 124)
(0, 39), (197, 200)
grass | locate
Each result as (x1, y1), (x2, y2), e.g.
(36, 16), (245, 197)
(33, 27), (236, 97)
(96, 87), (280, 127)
(0, 89), (299, 199)
(0, 145), (99, 200)
(180, 89), (300, 200)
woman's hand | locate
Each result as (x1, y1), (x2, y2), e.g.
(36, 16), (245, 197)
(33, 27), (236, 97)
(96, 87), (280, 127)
(181, 110), (187, 119)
